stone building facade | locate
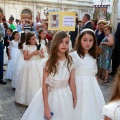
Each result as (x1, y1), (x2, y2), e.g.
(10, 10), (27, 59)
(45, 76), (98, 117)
(0, 0), (94, 21)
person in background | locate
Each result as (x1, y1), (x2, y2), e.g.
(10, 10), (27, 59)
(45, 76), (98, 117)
(0, 17), (7, 84)
(35, 23), (41, 38)
(109, 22), (120, 75)
(2, 17), (10, 27)
(69, 17), (79, 48)
(78, 20), (83, 29)
(80, 14), (94, 31)
(98, 25), (114, 83)
(9, 17), (16, 31)
(22, 18), (32, 32)
(4, 28), (13, 57)
(42, 22), (53, 52)
(95, 20), (106, 46)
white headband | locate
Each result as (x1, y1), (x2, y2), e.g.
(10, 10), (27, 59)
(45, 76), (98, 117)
(80, 28), (95, 34)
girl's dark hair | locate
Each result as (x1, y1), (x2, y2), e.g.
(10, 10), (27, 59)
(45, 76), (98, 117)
(6, 28), (13, 32)
(74, 30), (97, 59)
(38, 30), (47, 46)
(3, 22), (8, 29)
(12, 31), (19, 39)
(18, 32), (26, 49)
(25, 32), (38, 47)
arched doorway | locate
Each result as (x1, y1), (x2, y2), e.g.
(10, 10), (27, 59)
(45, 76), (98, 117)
(21, 9), (32, 20)
(0, 8), (3, 18)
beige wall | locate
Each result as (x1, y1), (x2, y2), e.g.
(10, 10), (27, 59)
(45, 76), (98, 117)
(0, 0), (94, 21)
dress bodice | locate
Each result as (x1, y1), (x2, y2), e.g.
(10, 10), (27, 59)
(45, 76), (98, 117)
(44, 60), (75, 90)
(23, 45), (44, 60)
(8, 40), (19, 49)
(70, 51), (97, 76)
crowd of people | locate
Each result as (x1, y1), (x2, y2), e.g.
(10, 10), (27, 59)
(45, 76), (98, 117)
(0, 12), (120, 120)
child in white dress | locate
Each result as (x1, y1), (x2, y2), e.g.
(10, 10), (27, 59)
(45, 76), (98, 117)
(15, 32), (45, 106)
(12, 32), (26, 88)
(70, 29), (105, 120)
(6, 31), (21, 80)
(38, 29), (48, 57)
(21, 31), (77, 120)
(101, 66), (120, 120)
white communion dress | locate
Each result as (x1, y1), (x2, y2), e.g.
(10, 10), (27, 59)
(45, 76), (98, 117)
(101, 100), (120, 120)
(6, 40), (21, 80)
(12, 49), (25, 88)
(15, 45), (45, 106)
(70, 51), (105, 120)
(21, 59), (75, 120)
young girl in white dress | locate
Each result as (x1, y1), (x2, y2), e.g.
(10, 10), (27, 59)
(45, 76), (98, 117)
(15, 32), (45, 106)
(12, 32), (26, 88)
(70, 29), (105, 120)
(6, 31), (21, 80)
(21, 31), (77, 120)
(101, 66), (120, 120)
(38, 29), (48, 57)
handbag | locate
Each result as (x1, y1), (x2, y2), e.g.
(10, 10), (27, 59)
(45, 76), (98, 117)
(96, 46), (103, 55)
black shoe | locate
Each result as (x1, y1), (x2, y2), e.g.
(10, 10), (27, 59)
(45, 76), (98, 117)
(109, 72), (115, 75)
(3, 69), (6, 71)
(0, 80), (7, 85)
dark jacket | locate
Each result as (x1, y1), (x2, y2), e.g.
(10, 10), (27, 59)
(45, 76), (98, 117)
(115, 22), (120, 43)
(80, 21), (94, 31)
(4, 35), (13, 47)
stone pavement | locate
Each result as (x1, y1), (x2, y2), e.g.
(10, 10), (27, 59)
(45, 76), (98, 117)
(0, 70), (114, 120)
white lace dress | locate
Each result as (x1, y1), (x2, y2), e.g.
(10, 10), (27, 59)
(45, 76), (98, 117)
(101, 100), (120, 120)
(15, 45), (46, 106)
(21, 59), (75, 120)
(70, 51), (105, 120)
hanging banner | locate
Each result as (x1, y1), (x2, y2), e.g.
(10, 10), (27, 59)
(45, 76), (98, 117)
(93, 5), (109, 20)
(48, 12), (76, 31)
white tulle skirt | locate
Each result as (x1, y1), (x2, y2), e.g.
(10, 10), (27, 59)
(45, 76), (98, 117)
(75, 76), (105, 120)
(21, 86), (75, 120)
(15, 59), (44, 106)
(12, 51), (25, 88)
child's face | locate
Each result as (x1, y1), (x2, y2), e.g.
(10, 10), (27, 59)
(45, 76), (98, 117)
(53, 15), (56, 20)
(14, 33), (20, 40)
(6, 29), (12, 35)
(58, 36), (69, 53)
(29, 35), (37, 45)
(39, 31), (46, 39)
(81, 33), (94, 52)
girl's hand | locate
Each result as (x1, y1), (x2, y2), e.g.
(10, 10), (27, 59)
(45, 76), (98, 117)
(7, 40), (10, 43)
(39, 49), (45, 58)
(73, 100), (77, 108)
(33, 50), (39, 55)
(100, 42), (105, 45)
(8, 56), (11, 60)
(44, 107), (52, 120)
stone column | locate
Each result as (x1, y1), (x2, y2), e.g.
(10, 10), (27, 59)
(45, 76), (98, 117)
(33, 2), (36, 21)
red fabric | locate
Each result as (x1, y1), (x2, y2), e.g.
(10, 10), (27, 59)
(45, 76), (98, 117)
(46, 34), (52, 41)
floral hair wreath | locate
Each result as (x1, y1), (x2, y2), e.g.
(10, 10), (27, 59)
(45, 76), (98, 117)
(80, 28), (95, 34)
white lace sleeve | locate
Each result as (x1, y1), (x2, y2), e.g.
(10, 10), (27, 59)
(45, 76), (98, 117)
(101, 105), (114, 120)
(43, 59), (48, 69)
(23, 45), (28, 51)
(71, 58), (77, 70)
(8, 41), (13, 49)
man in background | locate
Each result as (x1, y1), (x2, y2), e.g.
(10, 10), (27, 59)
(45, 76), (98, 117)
(0, 16), (7, 84)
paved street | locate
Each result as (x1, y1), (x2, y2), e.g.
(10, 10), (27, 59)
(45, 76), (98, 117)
(0, 68), (114, 120)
